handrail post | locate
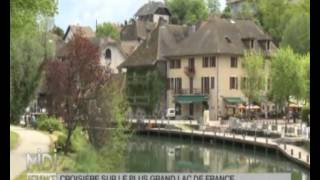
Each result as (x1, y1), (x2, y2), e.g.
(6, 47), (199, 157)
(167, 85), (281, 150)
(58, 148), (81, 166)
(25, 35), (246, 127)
(284, 143), (286, 150)
(307, 155), (309, 163)
(299, 152), (301, 159)
(291, 149), (293, 156)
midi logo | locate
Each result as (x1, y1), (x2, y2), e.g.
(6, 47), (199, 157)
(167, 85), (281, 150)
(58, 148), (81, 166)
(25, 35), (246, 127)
(26, 149), (58, 170)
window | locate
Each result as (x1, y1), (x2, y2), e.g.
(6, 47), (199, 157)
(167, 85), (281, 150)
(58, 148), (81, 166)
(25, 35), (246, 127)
(105, 49), (111, 59)
(211, 77), (215, 89)
(230, 77), (238, 90)
(231, 57), (238, 68)
(175, 78), (182, 93)
(201, 77), (210, 93)
(169, 61), (174, 69)
(250, 40), (254, 49)
(175, 59), (181, 68)
(209, 56), (216, 67)
(169, 59), (181, 69)
(189, 57), (195, 68)
(203, 57), (209, 67)
(170, 78), (174, 90)
(267, 40), (270, 50)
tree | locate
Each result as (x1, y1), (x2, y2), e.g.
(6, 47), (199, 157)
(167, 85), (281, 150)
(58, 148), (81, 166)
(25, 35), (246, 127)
(269, 47), (304, 124)
(45, 31), (111, 154)
(235, 1), (256, 20)
(256, 0), (292, 45)
(207, 0), (220, 15)
(51, 25), (65, 38)
(96, 22), (120, 40)
(300, 53), (310, 104)
(166, 0), (209, 25)
(221, 6), (232, 19)
(241, 51), (266, 120)
(281, 11), (310, 54)
(10, 0), (57, 123)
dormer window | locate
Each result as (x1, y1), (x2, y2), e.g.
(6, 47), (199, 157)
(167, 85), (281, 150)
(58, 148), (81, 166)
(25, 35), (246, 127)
(105, 49), (111, 59)
(267, 40), (270, 50)
(250, 39), (254, 49)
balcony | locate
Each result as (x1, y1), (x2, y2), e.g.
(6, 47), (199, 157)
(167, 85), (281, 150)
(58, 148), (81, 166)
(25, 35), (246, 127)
(184, 66), (195, 78)
(172, 88), (209, 96)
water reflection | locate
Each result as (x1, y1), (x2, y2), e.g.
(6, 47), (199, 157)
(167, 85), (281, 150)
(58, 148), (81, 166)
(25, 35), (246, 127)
(125, 135), (309, 180)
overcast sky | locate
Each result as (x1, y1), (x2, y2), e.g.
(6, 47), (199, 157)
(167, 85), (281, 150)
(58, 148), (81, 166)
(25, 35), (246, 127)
(55, 0), (226, 32)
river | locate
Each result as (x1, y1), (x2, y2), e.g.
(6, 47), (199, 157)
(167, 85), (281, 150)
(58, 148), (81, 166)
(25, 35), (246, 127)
(124, 135), (309, 180)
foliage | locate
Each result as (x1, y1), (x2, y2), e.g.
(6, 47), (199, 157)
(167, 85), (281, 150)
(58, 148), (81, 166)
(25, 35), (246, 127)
(51, 25), (65, 38)
(207, 0), (220, 15)
(126, 68), (166, 115)
(10, 34), (45, 123)
(96, 22), (120, 40)
(256, 0), (292, 45)
(241, 51), (266, 104)
(269, 47), (305, 112)
(281, 13), (310, 54)
(36, 115), (63, 133)
(235, 1), (256, 21)
(44, 32), (111, 153)
(10, 131), (19, 150)
(221, 5), (232, 19)
(166, 0), (209, 25)
(300, 53), (310, 102)
(10, 0), (57, 123)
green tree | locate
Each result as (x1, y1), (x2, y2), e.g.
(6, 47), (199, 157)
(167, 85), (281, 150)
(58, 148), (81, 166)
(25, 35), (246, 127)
(269, 47), (304, 122)
(235, 1), (256, 20)
(51, 25), (65, 38)
(10, 0), (57, 123)
(96, 22), (120, 40)
(207, 0), (220, 15)
(281, 11), (310, 54)
(221, 5), (232, 19)
(256, 0), (293, 45)
(300, 53), (310, 104)
(241, 51), (266, 120)
(166, 0), (209, 25)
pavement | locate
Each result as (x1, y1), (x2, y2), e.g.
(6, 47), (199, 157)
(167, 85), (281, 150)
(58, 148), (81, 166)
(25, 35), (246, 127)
(10, 125), (51, 180)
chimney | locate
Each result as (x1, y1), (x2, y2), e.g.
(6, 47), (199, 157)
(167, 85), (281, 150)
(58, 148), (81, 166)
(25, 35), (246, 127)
(124, 20), (127, 26)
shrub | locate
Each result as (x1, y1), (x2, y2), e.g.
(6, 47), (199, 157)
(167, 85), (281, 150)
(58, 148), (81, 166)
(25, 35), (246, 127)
(37, 115), (63, 133)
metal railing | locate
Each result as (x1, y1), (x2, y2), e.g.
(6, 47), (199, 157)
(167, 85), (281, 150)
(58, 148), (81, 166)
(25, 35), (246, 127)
(172, 88), (209, 96)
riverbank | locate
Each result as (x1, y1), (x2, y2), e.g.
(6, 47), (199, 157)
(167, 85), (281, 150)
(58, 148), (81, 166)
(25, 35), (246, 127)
(135, 128), (310, 169)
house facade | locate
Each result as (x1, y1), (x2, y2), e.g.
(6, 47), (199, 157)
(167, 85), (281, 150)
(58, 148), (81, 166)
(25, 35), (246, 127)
(165, 17), (276, 121)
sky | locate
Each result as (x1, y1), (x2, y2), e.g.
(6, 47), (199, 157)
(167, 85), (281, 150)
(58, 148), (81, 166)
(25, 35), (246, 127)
(55, 0), (226, 32)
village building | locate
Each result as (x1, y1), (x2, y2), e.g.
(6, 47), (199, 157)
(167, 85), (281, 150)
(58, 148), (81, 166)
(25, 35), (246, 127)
(165, 17), (277, 121)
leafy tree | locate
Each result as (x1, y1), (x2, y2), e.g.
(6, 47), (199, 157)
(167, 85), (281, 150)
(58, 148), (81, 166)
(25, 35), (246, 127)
(96, 22), (120, 40)
(51, 25), (65, 38)
(221, 5), (232, 19)
(300, 53), (310, 103)
(256, 0), (292, 45)
(45, 32), (111, 154)
(207, 0), (220, 15)
(241, 51), (266, 120)
(166, 0), (209, 25)
(235, 1), (256, 20)
(281, 11), (310, 54)
(269, 47), (304, 123)
(10, 0), (57, 123)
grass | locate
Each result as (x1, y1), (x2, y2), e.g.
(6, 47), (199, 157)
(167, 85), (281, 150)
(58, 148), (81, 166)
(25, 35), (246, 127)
(10, 131), (19, 150)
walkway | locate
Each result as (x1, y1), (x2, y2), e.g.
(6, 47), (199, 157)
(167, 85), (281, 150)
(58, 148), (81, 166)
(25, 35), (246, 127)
(10, 126), (51, 180)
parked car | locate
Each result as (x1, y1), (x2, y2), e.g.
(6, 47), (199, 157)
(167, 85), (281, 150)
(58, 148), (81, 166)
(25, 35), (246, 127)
(166, 108), (176, 120)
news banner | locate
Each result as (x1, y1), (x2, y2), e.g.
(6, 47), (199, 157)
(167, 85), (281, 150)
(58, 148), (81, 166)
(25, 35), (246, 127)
(27, 173), (291, 180)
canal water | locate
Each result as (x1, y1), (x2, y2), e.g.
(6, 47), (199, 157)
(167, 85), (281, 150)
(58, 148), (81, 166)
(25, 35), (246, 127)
(125, 135), (309, 180)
